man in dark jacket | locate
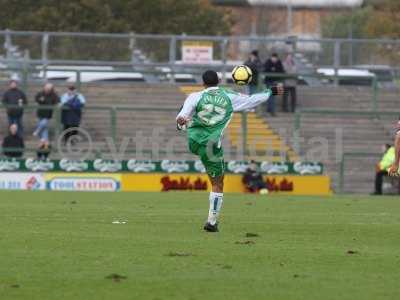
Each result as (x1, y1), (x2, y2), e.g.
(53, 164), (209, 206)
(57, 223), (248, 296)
(33, 83), (60, 141)
(2, 124), (24, 158)
(242, 160), (268, 193)
(264, 53), (285, 116)
(60, 85), (86, 144)
(244, 50), (262, 95)
(2, 80), (27, 136)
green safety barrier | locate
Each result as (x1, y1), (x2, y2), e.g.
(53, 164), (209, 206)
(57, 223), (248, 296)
(338, 152), (381, 194)
(293, 109), (400, 154)
(0, 68), (384, 163)
(0, 104), (254, 158)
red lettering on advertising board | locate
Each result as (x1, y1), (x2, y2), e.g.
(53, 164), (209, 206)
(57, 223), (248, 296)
(265, 177), (294, 192)
(161, 176), (208, 191)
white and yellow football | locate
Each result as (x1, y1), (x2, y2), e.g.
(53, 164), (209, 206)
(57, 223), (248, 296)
(231, 65), (253, 85)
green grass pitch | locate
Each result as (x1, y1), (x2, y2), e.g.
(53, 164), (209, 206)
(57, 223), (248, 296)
(0, 191), (399, 300)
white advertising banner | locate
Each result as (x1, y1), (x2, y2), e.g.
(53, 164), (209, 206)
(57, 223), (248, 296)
(45, 173), (121, 192)
(0, 173), (45, 190)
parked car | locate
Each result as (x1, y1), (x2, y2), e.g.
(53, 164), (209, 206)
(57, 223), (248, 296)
(317, 68), (375, 86)
(354, 65), (396, 89)
(38, 68), (145, 83)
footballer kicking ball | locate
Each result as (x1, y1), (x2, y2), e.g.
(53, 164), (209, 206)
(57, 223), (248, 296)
(232, 65), (253, 85)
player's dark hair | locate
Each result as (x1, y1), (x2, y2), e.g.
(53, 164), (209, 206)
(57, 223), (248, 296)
(251, 50), (259, 57)
(202, 70), (219, 87)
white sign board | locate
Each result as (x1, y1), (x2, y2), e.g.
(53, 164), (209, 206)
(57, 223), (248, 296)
(182, 41), (213, 64)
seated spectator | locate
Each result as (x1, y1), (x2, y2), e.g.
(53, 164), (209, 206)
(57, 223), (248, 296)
(2, 124), (24, 158)
(2, 79), (27, 136)
(60, 85), (86, 144)
(33, 83), (60, 141)
(37, 139), (51, 160)
(373, 144), (395, 195)
(242, 160), (268, 194)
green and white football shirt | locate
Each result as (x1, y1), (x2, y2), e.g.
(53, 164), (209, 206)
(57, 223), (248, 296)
(177, 86), (272, 146)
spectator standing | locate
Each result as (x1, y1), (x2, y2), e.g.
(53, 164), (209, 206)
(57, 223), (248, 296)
(33, 83), (60, 141)
(282, 53), (297, 112)
(244, 50), (262, 95)
(373, 144), (395, 195)
(264, 53), (285, 116)
(2, 79), (27, 136)
(242, 160), (268, 194)
(60, 86), (86, 144)
(2, 124), (24, 158)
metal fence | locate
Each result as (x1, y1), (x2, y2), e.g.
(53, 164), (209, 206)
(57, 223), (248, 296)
(0, 105), (251, 161)
(293, 110), (400, 151)
(293, 109), (400, 193)
(338, 152), (381, 194)
(0, 67), (384, 165)
(2, 30), (400, 71)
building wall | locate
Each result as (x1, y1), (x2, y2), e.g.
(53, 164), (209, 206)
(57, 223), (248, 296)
(225, 6), (339, 60)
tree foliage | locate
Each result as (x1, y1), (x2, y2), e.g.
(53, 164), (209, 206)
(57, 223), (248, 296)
(322, 8), (371, 39)
(322, 0), (400, 66)
(365, 0), (400, 38)
(0, 0), (232, 35)
(322, 0), (400, 39)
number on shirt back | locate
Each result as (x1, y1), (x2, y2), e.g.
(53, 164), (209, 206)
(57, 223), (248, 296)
(198, 104), (227, 125)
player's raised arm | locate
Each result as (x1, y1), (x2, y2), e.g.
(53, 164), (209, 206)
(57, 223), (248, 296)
(229, 85), (284, 112)
(176, 92), (201, 129)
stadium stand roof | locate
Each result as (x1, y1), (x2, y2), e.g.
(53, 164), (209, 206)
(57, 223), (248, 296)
(213, 0), (364, 8)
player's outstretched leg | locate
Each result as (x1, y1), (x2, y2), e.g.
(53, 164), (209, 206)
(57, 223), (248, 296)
(204, 175), (224, 232)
